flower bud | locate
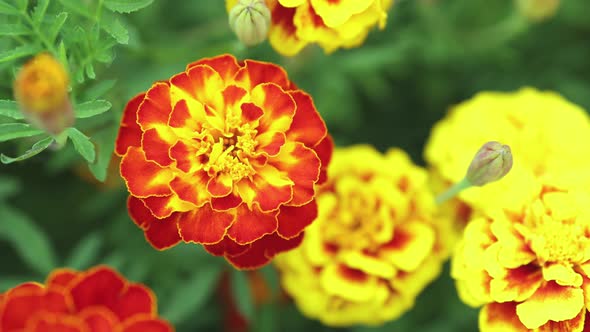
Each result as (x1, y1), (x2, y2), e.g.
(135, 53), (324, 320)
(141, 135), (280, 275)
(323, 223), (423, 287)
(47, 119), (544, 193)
(516, 0), (560, 21)
(13, 53), (74, 135)
(466, 141), (513, 186)
(228, 0), (271, 47)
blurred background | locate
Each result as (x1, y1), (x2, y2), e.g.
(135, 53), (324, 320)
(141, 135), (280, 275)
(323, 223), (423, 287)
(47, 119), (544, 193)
(1, 0), (590, 331)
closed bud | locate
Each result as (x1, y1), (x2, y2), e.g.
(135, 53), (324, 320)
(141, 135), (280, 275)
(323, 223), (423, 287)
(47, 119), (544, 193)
(13, 53), (74, 135)
(228, 0), (271, 47)
(466, 141), (513, 186)
(516, 0), (560, 21)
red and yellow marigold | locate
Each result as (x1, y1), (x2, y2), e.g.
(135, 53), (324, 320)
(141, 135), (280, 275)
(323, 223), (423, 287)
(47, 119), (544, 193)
(452, 174), (590, 331)
(226, 0), (394, 56)
(424, 88), (590, 241)
(0, 265), (173, 332)
(115, 54), (332, 269)
(275, 145), (447, 326)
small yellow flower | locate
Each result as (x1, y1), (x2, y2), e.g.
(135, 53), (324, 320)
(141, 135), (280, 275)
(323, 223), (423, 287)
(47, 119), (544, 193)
(452, 174), (590, 331)
(275, 145), (448, 326)
(13, 53), (73, 135)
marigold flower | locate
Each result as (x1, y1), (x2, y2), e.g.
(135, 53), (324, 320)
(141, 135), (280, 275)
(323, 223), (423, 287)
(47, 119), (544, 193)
(13, 53), (74, 135)
(424, 88), (590, 238)
(115, 54), (333, 269)
(452, 175), (590, 331)
(0, 265), (173, 332)
(225, 0), (394, 56)
(275, 146), (447, 326)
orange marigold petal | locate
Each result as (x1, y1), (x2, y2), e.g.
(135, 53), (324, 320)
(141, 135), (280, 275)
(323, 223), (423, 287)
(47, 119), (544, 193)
(239, 165), (293, 212)
(227, 205), (279, 244)
(69, 267), (125, 316)
(538, 308), (586, 332)
(169, 140), (198, 173)
(268, 5), (307, 57)
(211, 192), (243, 211)
(226, 232), (304, 270)
(313, 134), (334, 185)
(120, 147), (173, 198)
(0, 285), (69, 331)
(204, 237), (251, 257)
(479, 302), (528, 332)
(251, 83), (295, 134)
(170, 65), (225, 114)
(221, 85), (248, 112)
(26, 314), (85, 332)
(186, 53), (240, 84)
(178, 204), (235, 244)
(256, 131), (286, 157)
(234, 60), (291, 91)
(207, 173), (233, 197)
(136, 83), (172, 131)
(80, 307), (118, 332)
(277, 200), (318, 239)
(240, 103), (264, 123)
(170, 172), (209, 206)
(490, 264), (543, 303)
(270, 142), (320, 206)
(46, 269), (78, 288)
(111, 284), (155, 320)
(122, 318), (173, 332)
(115, 93), (144, 156)
(144, 215), (181, 250)
(140, 195), (179, 219)
(286, 90), (327, 148)
(168, 99), (202, 131)
(516, 281), (584, 329)
(142, 128), (174, 166)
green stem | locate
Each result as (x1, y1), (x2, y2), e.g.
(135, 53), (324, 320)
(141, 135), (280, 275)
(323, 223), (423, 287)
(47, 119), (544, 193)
(435, 178), (472, 205)
(20, 10), (57, 55)
(52, 131), (69, 150)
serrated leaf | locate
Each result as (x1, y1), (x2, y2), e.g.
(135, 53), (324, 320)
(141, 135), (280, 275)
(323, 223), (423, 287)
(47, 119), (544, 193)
(0, 204), (58, 275)
(32, 0), (50, 24)
(0, 100), (24, 120)
(0, 123), (43, 142)
(0, 44), (42, 63)
(0, 24), (30, 36)
(163, 265), (223, 324)
(101, 14), (128, 44)
(85, 63), (95, 79)
(66, 127), (96, 162)
(0, 1), (19, 15)
(48, 12), (68, 43)
(75, 100), (112, 118)
(65, 232), (102, 269)
(104, 0), (153, 13)
(58, 0), (92, 18)
(82, 79), (116, 100)
(0, 136), (53, 164)
(231, 270), (255, 322)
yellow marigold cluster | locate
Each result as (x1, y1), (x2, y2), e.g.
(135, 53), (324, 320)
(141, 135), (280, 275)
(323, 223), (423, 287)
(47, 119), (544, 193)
(275, 145), (447, 326)
(452, 174), (590, 331)
(426, 88), (590, 330)
(226, 0), (394, 56)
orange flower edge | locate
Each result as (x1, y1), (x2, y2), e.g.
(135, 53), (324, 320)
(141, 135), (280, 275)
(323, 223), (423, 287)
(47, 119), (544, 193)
(116, 54), (333, 269)
(0, 265), (173, 332)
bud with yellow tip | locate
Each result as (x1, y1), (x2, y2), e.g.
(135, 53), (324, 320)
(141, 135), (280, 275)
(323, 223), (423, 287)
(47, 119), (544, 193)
(465, 141), (513, 186)
(13, 53), (74, 135)
(228, 0), (271, 47)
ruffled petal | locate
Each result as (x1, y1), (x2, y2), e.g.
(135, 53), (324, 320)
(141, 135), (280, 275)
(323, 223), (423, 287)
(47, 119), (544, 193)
(115, 93), (144, 156)
(479, 302), (528, 332)
(226, 205), (279, 244)
(178, 204), (235, 244)
(186, 54), (240, 84)
(277, 200), (318, 239)
(120, 147), (174, 198)
(286, 90), (327, 148)
(234, 60), (291, 91)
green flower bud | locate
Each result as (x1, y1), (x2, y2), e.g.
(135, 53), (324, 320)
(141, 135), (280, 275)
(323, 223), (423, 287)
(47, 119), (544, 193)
(466, 141), (513, 186)
(229, 0), (271, 47)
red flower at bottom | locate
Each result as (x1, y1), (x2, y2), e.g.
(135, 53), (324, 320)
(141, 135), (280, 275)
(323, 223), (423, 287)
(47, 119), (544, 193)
(0, 266), (173, 332)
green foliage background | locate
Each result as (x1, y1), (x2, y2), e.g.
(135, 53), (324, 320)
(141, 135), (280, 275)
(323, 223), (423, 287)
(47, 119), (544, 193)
(1, 0), (590, 331)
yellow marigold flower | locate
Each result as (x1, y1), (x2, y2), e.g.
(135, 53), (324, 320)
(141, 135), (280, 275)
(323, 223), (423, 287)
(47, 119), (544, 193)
(452, 174), (590, 331)
(275, 145), (447, 326)
(226, 0), (394, 56)
(13, 53), (74, 135)
(424, 88), (590, 240)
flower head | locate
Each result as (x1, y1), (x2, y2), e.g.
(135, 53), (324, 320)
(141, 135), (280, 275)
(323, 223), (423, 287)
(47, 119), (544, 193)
(115, 54), (332, 269)
(275, 146), (446, 326)
(452, 175), (590, 331)
(225, 0), (394, 56)
(425, 88), (590, 233)
(0, 265), (173, 332)
(13, 53), (74, 134)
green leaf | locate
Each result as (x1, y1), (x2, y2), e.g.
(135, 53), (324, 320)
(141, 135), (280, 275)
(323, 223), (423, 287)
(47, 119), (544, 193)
(253, 304), (278, 332)
(0, 175), (20, 200)
(163, 264), (223, 324)
(0, 204), (58, 275)
(0, 23), (30, 36)
(48, 12), (69, 43)
(0, 100), (24, 120)
(0, 1), (19, 15)
(104, 0), (154, 13)
(231, 270), (255, 322)
(66, 127), (96, 162)
(0, 123), (44, 142)
(58, 0), (92, 18)
(85, 63), (96, 79)
(88, 125), (117, 182)
(32, 0), (50, 24)
(0, 136), (53, 164)
(0, 44), (42, 63)
(82, 79), (116, 100)
(101, 14), (129, 44)
(65, 232), (102, 269)
(75, 100), (112, 118)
